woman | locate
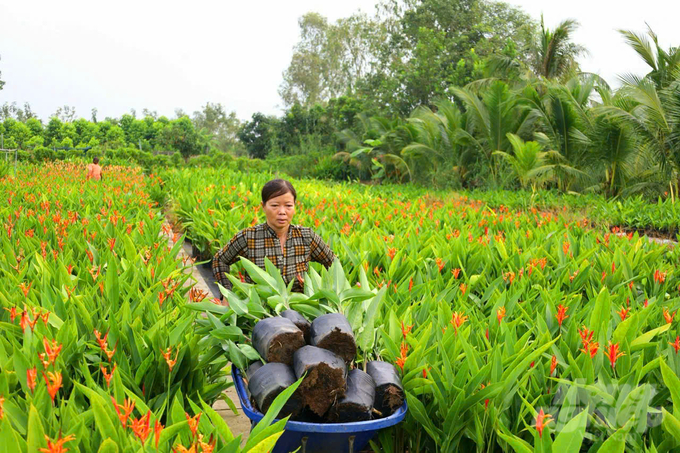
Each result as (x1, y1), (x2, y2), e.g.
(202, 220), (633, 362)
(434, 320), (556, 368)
(86, 157), (103, 181)
(212, 179), (336, 296)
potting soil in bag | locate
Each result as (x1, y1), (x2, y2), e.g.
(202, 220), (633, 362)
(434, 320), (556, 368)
(248, 362), (302, 416)
(293, 345), (348, 416)
(310, 313), (357, 362)
(366, 360), (404, 417)
(252, 317), (305, 366)
(327, 368), (376, 422)
(246, 361), (264, 380)
(281, 309), (311, 343)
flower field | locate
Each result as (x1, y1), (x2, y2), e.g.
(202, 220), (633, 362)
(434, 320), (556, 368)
(163, 167), (680, 452)
(0, 163), (288, 452)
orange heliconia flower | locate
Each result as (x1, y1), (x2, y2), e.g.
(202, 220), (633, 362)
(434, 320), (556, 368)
(154, 419), (164, 448)
(497, 307), (506, 325)
(161, 345), (180, 372)
(19, 282), (32, 298)
(108, 237), (116, 251)
(578, 326), (594, 347)
(111, 396), (136, 428)
(38, 434), (76, 453)
(185, 412), (202, 439)
(451, 268), (461, 279)
(550, 355), (558, 376)
(43, 338), (63, 367)
(663, 308), (676, 324)
(173, 444), (198, 453)
(27, 367), (38, 392)
(581, 341), (599, 359)
(395, 342), (408, 372)
(670, 336), (680, 354)
(408, 277), (413, 292)
(459, 283), (467, 295)
(43, 371), (63, 402)
(400, 322), (413, 339)
(131, 411), (152, 444)
(555, 305), (569, 327)
(101, 363), (116, 388)
(654, 270), (667, 284)
(387, 247), (397, 260)
(198, 434), (216, 453)
(94, 329), (109, 351)
(4, 306), (17, 323)
(104, 342), (117, 362)
(40, 310), (50, 327)
(0, 395), (4, 420)
(617, 305), (630, 321)
(450, 312), (468, 333)
(435, 257), (445, 273)
(189, 287), (208, 303)
(605, 341), (625, 369)
(534, 409), (553, 438)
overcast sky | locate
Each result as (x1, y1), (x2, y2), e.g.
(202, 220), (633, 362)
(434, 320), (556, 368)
(1, 0), (678, 122)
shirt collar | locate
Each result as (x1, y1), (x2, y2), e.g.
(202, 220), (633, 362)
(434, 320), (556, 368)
(263, 222), (294, 240)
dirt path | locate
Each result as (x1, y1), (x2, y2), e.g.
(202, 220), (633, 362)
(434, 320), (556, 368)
(163, 224), (252, 444)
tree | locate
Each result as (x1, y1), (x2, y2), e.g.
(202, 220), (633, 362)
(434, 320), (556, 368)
(358, 0), (536, 115)
(493, 133), (556, 190)
(192, 103), (241, 152)
(237, 113), (276, 159)
(279, 12), (380, 107)
(531, 16), (587, 80)
(159, 117), (204, 159)
(619, 26), (680, 90)
(451, 80), (535, 185)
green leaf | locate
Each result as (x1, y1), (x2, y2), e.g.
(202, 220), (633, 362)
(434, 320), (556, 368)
(97, 438), (119, 453)
(0, 418), (22, 453)
(598, 422), (631, 453)
(26, 405), (46, 453)
(660, 358), (680, 417)
(92, 397), (120, 445)
(662, 408), (680, 443)
(552, 408), (588, 453)
(246, 432), (285, 453)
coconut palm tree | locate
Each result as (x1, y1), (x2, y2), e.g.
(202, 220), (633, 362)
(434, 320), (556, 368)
(493, 133), (557, 191)
(402, 99), (477, 187)
(532, 16), (588, 80)
(619, 25), (680, 90)
(451, 80), (537, 186)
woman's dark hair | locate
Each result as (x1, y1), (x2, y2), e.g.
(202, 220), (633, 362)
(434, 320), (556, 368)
(261, 179), (296, 204)
(93, 157), (100, 164)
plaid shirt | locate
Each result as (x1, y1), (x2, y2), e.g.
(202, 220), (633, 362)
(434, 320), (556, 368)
(212, 223), (336, 293)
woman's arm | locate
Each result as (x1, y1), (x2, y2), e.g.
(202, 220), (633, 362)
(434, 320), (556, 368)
(309, 230), (336, 268)
(212, 231), (248, 292)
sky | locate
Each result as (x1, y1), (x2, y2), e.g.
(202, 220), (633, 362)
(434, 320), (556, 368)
(1, 0), (679, 122)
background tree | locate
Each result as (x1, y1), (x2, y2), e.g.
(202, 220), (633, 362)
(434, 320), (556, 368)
(192, 103), (242, 153)
(531, 16), (588, 80)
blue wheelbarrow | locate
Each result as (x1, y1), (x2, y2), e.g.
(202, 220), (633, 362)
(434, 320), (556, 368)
(232, 368), (407, 453)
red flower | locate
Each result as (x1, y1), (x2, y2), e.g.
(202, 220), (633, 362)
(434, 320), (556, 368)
(451, 268), (461, 279)
(39, 434), (76, 453)
(4, 306), (17, 323)
(185, 412), (202, 439)
(550, 356), (557, 376)
(670, 336), (680, 354)
(497, 307), (506, 325)
(101, 363), (116, 388)
(617, 306), (630, 321)
(161, 345), (180, 372)
(19, 282), (32, 298)
(664, 308), (676, 324)
(605, 341), (625, 369)
(581, 341), (599, 359)
(111, 396), (136, 428)
(154, 419), (164, 448)
(43, 338), (63, 367)
(534, 409), (553, 438)
(555, 305), (569, 327)
(578, 326), (594, 347)
(408, 277), (413, 292)
(450, 312), (468, 333)
(400, 322), (413, 339)
(131, 411), (152, 444)
(43, 371), (62, 402)
(27, 367), (37, 392)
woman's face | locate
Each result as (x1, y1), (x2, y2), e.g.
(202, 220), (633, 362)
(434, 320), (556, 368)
(263, 192), (296, 230)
